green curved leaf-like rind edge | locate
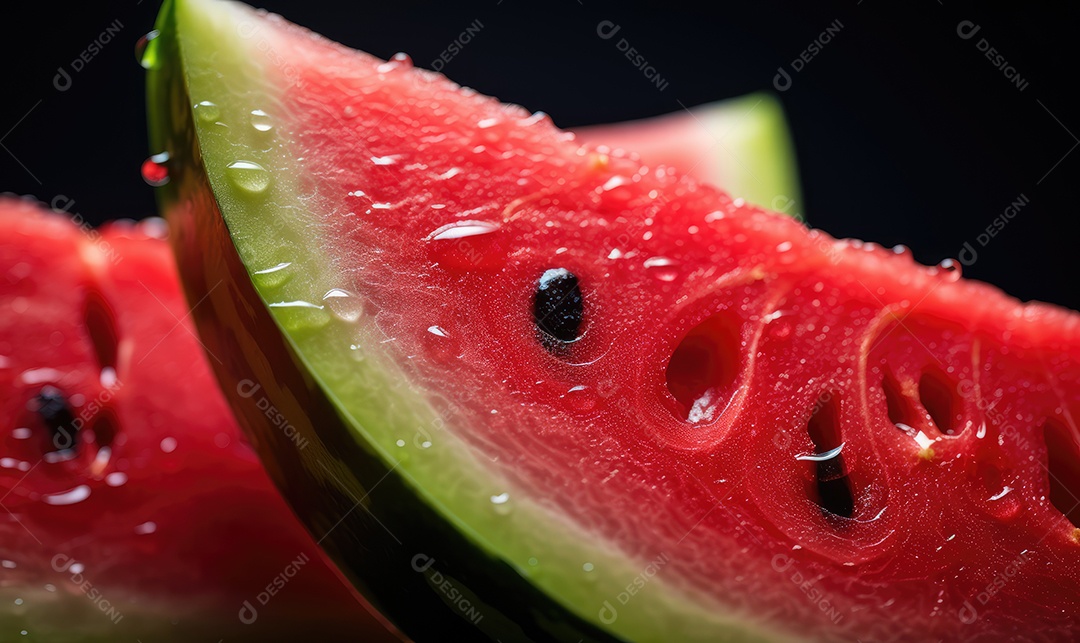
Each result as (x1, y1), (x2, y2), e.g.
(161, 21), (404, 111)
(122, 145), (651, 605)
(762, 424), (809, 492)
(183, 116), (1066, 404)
(709, 92), (803, 215)
(149, 1), (785, 641)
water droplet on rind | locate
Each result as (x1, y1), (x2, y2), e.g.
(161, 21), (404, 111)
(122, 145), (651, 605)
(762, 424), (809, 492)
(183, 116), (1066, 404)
(251, 262), (293, 290)
(194, 101), (220, 123)
(322, 289), (363, 322)
(135, 31), (160, 69)
(268, 301), (331, 331)
(490, 492), (512, 515)
(225, 160), (271, 194)
(250, 109), (273, 132)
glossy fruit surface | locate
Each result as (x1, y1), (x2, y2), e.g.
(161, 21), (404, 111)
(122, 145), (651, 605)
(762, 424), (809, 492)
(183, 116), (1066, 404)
(0, 197), (396, 642)
(149, 1), (1080, 640)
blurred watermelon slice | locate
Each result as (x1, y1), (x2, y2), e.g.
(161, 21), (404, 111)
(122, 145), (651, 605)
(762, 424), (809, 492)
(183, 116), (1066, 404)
(575, 93), (801, 213)
(0, 197), (397, 642)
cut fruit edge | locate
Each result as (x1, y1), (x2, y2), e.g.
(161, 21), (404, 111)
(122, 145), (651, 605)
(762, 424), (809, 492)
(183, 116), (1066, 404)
(147, 0), (780, 640)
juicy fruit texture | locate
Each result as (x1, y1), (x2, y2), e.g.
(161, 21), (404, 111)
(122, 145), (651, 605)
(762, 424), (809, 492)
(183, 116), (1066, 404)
(150, 0), (1080, 640)
(574, 93), (801, 212)
(0, 198), (396, 642)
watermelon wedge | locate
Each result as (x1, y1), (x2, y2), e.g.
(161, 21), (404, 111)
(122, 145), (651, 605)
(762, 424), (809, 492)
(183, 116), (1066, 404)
(147, 0), (1080, 640)
(0, 197), (397, 642)
(574, 93), (801, 213)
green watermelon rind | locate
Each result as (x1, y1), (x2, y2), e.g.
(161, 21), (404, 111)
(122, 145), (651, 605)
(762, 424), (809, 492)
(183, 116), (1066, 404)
(149, 0), (784, 640)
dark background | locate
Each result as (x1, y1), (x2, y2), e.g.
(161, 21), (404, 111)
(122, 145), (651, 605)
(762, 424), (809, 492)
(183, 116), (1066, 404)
(2, 1), (1077, 309)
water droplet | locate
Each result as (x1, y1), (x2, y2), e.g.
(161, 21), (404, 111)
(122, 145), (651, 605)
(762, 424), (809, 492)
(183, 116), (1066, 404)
(976, 422), (987, 439)
(601, 175), (629, 191)
(134, 521), (157, 535)
(643, 256), (680, 282)
(376, 52), (413, 73)
(135, 30), (160, 69)
(892, 244), (911, 257)
(269, 300), (323, 310)
(426, 220), (504, 271)
(395, 439), (406, 447)
(490, 492), (511, 515)
(12, 427), (31, 440)
(776, 241), (793, 252)
(937, 258), (962, 281)
(194, 100), (220, 123)
(251, 262), (293, 290)
(42, 485), (91, 506)
(371, 155), (400, 166)
(427, 325), (448, 337)
(562, 385), (597, 412)
(160, 436), (177, 453)
(428, 220), (500, 240)
(249, 109), (273, 132)
(105, 472), (128, 487)
(99, 366), (118, 389)
(269, 301), (332, 331)
(582, 562), (595, 572)
(519, 111), (550, 127)
(795, 443), (844, 462)
(225, 160), (271, 194)
(141, 152), (170, 187)
(894, 422), (917, 438)
(477, 118), (498, 129)
(322, 288), (363, 322)
(989, 486), (1013, 502)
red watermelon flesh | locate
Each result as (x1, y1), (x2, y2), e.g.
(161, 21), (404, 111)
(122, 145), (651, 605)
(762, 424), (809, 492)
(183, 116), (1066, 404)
(0, 197), (397, 642)
(150, 0), (1080, 640)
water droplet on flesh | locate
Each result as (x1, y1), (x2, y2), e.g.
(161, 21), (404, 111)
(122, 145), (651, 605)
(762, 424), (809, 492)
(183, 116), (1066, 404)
(937, 258), (962, 281)
(643, 256), (680, 282)
(795, 444), (844, 462)
(42, 485), (91, 506)
(562, 385), (596, 412)
(428, 220), (500, 241)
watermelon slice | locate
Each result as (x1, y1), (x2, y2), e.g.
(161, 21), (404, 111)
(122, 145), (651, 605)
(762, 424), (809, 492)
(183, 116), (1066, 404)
(574, 93), (801, 213)
(0, 197), (397, 642)
(147, 0), (1080, 640)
